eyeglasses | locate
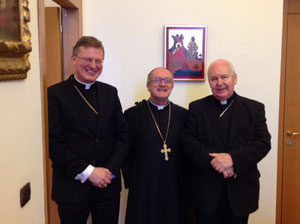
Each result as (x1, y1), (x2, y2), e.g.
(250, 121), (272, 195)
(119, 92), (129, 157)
(151, 77), (173, 84)
(209, 75), (230, 83)
(75, 55), (104, 65)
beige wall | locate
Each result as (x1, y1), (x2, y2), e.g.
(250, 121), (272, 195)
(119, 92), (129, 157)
(0, 0), (283, 223)
(83, 0), (283, 224)
(0, 0), (45, 223)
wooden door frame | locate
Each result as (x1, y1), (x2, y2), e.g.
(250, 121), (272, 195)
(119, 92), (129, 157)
(276, 0), (300, 223)
(276, 1), (287, 222)
(38, 0), (82, 223)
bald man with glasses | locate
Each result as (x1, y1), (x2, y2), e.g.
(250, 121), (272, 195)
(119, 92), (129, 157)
(122, 67), (191, 224)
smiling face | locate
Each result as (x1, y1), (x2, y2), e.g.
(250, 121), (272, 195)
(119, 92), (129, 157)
(208, 59), (237, 101)
(72, 46), (104, 83)
(147, 68), (174, 105)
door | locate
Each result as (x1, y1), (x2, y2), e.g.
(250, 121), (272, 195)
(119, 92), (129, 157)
(281, 13), (300, 224)
(44, 6), (63, 224)
(39, 1), (82, 223)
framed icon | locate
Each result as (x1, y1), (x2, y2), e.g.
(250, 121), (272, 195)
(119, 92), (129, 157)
(164, 25), (207, 81)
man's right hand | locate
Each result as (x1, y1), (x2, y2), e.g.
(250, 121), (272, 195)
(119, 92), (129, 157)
(222, 166), (237, 179)
(88, 167), (113, 188)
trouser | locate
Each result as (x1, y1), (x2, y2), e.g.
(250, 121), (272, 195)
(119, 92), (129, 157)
(196, 186), (249, 224)
(57, 189), (120, 224)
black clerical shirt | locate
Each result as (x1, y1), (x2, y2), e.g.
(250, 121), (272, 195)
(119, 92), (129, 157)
(214, 93), (236, 150)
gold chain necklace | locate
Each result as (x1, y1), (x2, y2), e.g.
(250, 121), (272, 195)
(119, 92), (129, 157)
(73, 84), (99, 115)
(219, 99), (235, 118)
(147, 100), (171, 161)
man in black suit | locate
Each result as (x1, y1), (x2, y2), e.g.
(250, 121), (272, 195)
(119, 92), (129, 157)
(48, 36), (128, 224)
(182, 59), (271, 224)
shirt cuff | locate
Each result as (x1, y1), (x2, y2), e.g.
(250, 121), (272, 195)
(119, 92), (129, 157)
(75, 165), (94, 183)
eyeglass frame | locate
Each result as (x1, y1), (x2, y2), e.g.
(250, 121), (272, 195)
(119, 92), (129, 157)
(74, 55), (104, 65)
(150, 77), (174, 84)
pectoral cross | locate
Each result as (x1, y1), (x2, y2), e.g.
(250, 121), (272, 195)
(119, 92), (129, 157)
(161, 143), (171, 161)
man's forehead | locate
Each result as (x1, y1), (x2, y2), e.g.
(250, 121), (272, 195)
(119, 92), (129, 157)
(79, 46), (103, 53)
(152, 69), (172, 77)
(210, 72), (233, 76)
(209, 66), (232, 76)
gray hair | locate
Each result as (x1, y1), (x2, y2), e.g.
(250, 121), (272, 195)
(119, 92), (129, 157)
(207, 59), (237, 78)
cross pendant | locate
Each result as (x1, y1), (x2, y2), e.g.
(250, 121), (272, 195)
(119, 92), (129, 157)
(161, 143), (171, 161)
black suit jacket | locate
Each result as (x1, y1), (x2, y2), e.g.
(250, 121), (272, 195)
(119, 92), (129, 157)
(48, 75), (128, 203)
(182, 93), (271, 216)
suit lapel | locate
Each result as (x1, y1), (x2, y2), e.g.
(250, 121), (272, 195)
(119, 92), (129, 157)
(95, 82), (105, 136)
(228, 94), (243, 147)
(64, 76), (98, 128)
(205, 97), (227, 147)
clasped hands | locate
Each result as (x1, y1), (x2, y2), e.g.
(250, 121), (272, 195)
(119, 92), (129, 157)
(88, 167), (114, 188)
(209, 153), (237, 179)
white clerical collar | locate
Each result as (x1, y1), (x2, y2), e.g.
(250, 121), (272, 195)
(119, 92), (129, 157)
(74, 75), (95, 90)
(148, 99), (169, 110)
(220, 100), (227, 105)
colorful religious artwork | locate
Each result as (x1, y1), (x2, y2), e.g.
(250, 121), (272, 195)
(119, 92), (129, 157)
(164, 25), (207, 81)
(0, 0), (31, 81)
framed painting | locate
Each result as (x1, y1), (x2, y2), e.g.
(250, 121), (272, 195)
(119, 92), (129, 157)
(164, 25), (207, 81)
(0, 0), (31, 81)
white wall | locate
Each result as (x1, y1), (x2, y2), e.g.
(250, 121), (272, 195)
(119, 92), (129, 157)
(83, 0), (283, 223)
(0, 0), (45, 223)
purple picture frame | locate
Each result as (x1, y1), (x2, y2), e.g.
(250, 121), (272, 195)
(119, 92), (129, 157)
(164, 25), (207, 81)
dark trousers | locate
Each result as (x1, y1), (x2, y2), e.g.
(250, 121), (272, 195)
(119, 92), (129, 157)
(57, 188), (120, 224)
(196, 186), (249, 224)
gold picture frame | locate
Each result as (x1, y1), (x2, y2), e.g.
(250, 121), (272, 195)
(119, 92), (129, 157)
(0, 0), (31, 81)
